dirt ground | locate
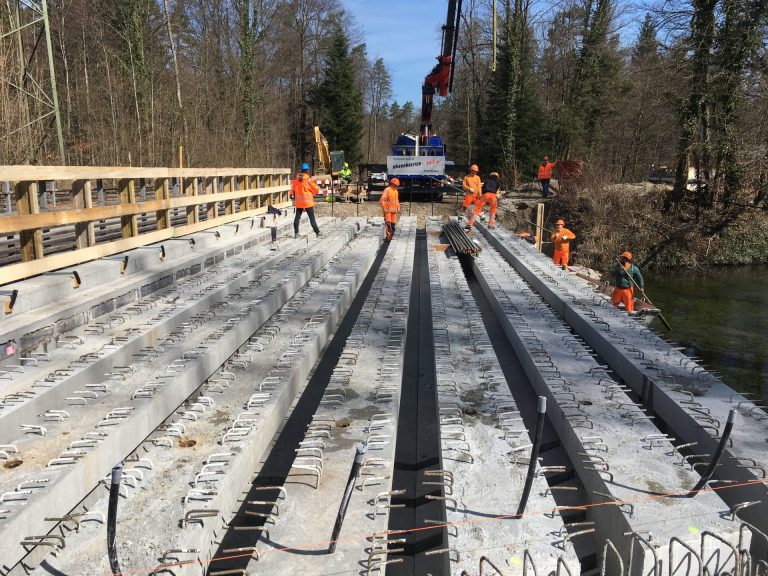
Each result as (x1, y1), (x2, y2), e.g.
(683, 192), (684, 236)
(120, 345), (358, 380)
(311, 190), (546, 228)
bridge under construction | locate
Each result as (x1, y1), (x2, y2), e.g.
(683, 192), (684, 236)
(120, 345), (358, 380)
(0, 166), (766, 576)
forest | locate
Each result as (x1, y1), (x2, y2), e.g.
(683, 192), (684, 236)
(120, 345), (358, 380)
(2, 0), (768, 266)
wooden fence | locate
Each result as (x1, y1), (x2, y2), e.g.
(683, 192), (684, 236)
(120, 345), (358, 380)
(0, 166), (292, 286)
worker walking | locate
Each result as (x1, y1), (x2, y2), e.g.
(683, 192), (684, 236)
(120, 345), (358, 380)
(551, 219), (576, 270)
(538, 156), (557, 198)
(380, 178), (401, 242)
(460, 164), (482, 217)
(291, 162), (321, 238)
(611, 251), (644, 312)
(466, 171), (500, 229)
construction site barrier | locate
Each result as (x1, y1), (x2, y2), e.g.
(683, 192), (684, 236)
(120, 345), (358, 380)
(0, 166), (292, 285)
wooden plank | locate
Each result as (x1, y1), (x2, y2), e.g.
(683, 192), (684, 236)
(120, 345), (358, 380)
(118, 179), (139, 239)
(72, 179), (95, 249)
(14, 181), (43, 262)
(0, 166), (291, 181)
(0, 202), (292, 286)
(155, 178), (170, 230)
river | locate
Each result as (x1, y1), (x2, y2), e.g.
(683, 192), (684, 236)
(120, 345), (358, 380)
(646, 265), (768, 402)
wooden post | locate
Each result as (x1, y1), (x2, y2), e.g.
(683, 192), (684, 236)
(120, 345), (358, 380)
(155, 178), (170, 230)
(184, 176), (198, 225)
(207, 177), (217, 221)
(15, 181), (44, 261)
(225, 176), (235, 215)
(118, 178), (139, 239)
(72, 179), (95, 249)
(535, 202), (545, 252)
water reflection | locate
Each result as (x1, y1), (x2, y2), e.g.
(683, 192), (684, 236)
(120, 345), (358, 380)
(646, 266), (768, 402)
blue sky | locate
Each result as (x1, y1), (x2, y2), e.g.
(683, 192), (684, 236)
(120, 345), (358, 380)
(341, 0), (447, 106)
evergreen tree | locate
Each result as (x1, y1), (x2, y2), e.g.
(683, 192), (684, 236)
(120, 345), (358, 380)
(316, 26), (364, 167)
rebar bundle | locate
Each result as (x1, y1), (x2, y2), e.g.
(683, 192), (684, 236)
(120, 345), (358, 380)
(442, 220), (482, 256)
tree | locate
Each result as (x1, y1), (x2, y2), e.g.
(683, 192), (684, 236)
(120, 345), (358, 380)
(315, 25), (363, 166)
(365, 57), (392, 162)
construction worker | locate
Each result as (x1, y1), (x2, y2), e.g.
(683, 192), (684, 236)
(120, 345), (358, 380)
(467, 171), (500, 229)
(538, 156), (557, 198)
(551, 219), (576, 270)
(340, 162), (352, 185)
(380, 178), (401, 241)
(611, 251), (644, 312)
(291, 162), (321, 238)
(460, 164), (482, 217)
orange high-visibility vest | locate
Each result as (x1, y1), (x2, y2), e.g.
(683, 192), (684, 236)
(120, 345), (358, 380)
(463, 174), (482, 197)
(538, 162), (556, 180)
(550, 227), (576, 251)
(292, 173), (318, 208)
(380, 186), (400, 213)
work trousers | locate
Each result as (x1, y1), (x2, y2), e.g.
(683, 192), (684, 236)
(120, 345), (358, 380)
(553, 249), (570, 270)
(611, 287), (635, 312)
(294, 207), (319, 235)
(461, 194), (477, 209)
(468, 193), (497, 226)
(540, 178), (550, 198)
(384, 212), (397, 241)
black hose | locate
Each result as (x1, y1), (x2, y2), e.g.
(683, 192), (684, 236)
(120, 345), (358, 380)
(516, 396), (547, 517)
(107, 461), (123, 575)
(687, 409), (736, 497)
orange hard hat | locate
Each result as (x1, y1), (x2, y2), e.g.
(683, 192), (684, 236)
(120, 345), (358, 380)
(390, 178), (401, 186)
(470, 164), (479, 172)
(556, 219), (565, 225)
(620, 251), (633, 260)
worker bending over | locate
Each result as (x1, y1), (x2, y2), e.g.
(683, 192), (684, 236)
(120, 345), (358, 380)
(380, 178), (401, 242)
(340, 162), (352, 185)
(611, 251), (644, 312)
(291, 162), (321, 238)
(466, 171), (500, 229)
(551, 219), (576, 270)
(461, 164), (482, 217)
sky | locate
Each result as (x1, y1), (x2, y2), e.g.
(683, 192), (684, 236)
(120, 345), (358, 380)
(340, 0), (448, 106)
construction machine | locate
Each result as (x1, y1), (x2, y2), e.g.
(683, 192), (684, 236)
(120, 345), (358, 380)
(364, 0), (462, 201)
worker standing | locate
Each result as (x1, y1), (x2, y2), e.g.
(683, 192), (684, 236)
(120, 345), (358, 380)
(291, 162), (321, 238)
(538, 156), (557, 198)
(611, 251), (644, 312)
(340, 162), (352, 186)
(466, 171), (500, 229)
(460, 164), (482, 217)
(380, 178), (401, 242)
(551, 219), (576, 270)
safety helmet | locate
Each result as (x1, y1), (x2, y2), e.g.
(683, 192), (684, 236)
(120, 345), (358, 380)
(470, 164), (479, 172)
(490, 171), (500, 177)
(556, 219), (565, 225)
(301, 162), (311, 171)
(390, 178), (401, 186)
(344, 163), (349, 168)
(620, 251), (633, 260)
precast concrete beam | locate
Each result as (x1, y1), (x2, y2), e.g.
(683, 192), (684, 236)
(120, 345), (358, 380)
(424, 218), (579, 574)
(242, 217), (417, 576)
(0, 220), (365, 573)
(477, 222), (768, 536)
(470, 236), (742, 576)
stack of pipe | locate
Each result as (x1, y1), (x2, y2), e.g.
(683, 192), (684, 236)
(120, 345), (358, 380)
(442, 220), (482, 256)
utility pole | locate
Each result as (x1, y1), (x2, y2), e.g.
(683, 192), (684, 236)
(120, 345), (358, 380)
(1, 0), (66, 164)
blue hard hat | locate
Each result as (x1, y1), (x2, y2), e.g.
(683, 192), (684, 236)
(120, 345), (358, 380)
(301, 162), (311, 171)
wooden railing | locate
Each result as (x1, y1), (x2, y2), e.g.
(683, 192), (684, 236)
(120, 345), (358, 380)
(0, 166), (292, 286)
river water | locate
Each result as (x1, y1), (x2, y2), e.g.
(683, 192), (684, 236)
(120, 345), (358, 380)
(645, 265), (768, 402)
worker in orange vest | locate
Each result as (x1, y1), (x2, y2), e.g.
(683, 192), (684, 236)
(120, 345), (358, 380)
(550, 219), (576, 270)
(538, 156), (557, 198)
(460, 164), (482, 217)
(611, 251), (644, 312)
(291, 162), (320, 238)
(466, 171), (500, 229)
(380, 177), (401, 241)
